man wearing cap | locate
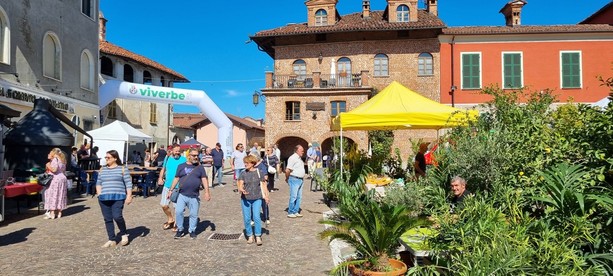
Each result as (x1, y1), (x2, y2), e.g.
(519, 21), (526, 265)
(285, 145), (306, 218)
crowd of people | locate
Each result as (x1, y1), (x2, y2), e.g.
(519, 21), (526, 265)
(36, 139), (467, 248)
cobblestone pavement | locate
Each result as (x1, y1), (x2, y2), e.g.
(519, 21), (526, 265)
(0, 172), (334, 275)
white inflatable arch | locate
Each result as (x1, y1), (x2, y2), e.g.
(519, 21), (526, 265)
(99, 80), (233, 156)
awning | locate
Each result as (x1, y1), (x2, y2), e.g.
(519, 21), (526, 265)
(331, 81), (479, 131)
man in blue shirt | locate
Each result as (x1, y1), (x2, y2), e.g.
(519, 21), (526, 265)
(157, 144), (186, 231)
(210, 142), (225, 187)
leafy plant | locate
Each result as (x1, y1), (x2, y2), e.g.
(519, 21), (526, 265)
(320, 195), (427, 272)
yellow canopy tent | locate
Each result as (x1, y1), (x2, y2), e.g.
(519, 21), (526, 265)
(330, 81), (478, 174)
(331, 81), (478, 131)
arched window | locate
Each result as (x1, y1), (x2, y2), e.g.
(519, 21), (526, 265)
(43, 32), (61, 80)
(160, 76), (166, 87)
(397, 5), (409, 22)
(143, 70), (152, 84)
(123, 64), (134, 82)
(0, 6), (10, 64)
(80, 50), (94, 90)
(293, 59), (306, 80)
(315, 9), (328, 26)
(418, 53), (433, 75)
(100, 56), (113, 76)
(374, 54), (389, 76)
(337, 57), (352, 86)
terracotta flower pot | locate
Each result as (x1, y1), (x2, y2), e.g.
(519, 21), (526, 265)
(349, 259), (407, 276)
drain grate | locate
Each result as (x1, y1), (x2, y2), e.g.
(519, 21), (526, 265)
(208, 233), (243, 241)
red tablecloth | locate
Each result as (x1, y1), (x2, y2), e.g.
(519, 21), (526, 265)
(4, 183), (42, 198)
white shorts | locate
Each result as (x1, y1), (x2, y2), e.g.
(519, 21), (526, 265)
(160, 187), (173, 206)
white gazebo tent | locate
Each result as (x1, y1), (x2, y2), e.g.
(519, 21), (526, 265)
(87, 121), (153, 165)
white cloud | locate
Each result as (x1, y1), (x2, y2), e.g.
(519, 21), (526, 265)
(225, 90), (240, 97)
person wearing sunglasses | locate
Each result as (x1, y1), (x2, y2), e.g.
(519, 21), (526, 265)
(158, 144), (186, 231)
(96, 150), (133, 248)
(168, 149), (211, 239)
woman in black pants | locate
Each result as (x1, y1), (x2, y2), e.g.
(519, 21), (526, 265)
(264, 146), (279, 193)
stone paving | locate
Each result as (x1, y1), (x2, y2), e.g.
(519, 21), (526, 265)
(0, 172), (334, 275)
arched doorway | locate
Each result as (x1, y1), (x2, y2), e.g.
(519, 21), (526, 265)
(276, 136), (308, 170)
(321, 136), (355, 156)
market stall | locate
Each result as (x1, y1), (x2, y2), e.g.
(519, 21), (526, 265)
(330, 81), (479, 174)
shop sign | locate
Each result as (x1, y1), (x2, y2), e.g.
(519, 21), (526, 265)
(0, 86), (74, 113)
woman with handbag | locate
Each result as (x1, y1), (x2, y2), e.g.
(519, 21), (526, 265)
(238, 154), (269, 246)
(43, 148), (68, 219)
(96, 150), (133, 248)
(264, 146), (279, 193)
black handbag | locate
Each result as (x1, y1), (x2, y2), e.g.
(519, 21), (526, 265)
(37, 173), (54, 187)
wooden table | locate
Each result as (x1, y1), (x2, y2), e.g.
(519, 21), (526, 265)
(129, 171), (149, 176)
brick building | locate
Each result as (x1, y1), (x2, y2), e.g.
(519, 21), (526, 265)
(251, 0), (444, 160)
(440, 0), (613, 108)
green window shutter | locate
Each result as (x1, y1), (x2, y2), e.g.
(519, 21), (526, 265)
(503, 53), (521, 88)
(562, 52), (581, 88)
(462, 54), (480, 89)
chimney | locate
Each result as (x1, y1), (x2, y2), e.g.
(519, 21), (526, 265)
(362, 0), (370, 18)
(427, 0), (438, 16)
(500, 0), (527, 27)
(98, 11), (108, 41)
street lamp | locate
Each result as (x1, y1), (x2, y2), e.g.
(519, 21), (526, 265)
(252, 91), (264, 106)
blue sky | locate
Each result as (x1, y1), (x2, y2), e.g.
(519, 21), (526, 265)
(100, 0), (610, 119)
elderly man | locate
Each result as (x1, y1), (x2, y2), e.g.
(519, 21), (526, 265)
(450, 176), (472, 213)
(285, 145), (306, 218)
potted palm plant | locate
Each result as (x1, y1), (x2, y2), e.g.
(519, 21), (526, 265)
(320, 186), (426, 275)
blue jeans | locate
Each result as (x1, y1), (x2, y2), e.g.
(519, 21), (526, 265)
(288, 176), (304, 215)
(175, 194), (200, 233)
(99, 199), (127, 241)
(213, 165), (223, 185)
(241, 198), (263, 237)
(235, 168), (245, 181)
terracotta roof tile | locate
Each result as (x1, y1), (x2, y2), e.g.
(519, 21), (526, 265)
(187, 113), (264, 131)
(173, 113), (203, 128)
(443, 24), (613, 35)
(252, 10), (445, 38)
(100, 41), (188, 82)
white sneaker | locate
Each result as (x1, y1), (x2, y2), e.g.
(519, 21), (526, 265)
(295, 213), (304, 217)
(287, 214), (297, 218)
(120, 234), (129, 246)
(266, 220), (271, 225)
(102, 240), (116, 248)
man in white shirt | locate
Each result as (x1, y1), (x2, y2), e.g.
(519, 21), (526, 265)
(285, 145), (306, 218)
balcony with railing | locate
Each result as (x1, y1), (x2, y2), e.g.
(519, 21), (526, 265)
(264, 71), (370, 89)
